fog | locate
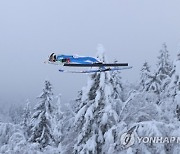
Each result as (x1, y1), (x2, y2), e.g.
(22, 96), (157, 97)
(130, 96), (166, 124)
(0, 0), (179, 107)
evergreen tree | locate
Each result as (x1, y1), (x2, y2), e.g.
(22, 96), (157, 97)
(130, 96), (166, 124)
(110, 61), (125, 101)
(22, 99), (31, 128)
(157, 43), (172, 79)
(156, 43), (173, 93)
(169, 52), (180, 120)
(139, 44), (172, 96)
(73, 90), (83, 114)
(139, 61), (162, 97)
(53, 94), (63, 146)
(28, 80), (56, 148)
(139, 61), (151, 91)
(22, 99), (31, 139)
(73, 45), (119, 154)
(143, 71), (162, 96)
(109, 61), (128, 117)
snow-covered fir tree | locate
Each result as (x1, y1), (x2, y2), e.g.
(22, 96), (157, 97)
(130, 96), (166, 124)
(139, 61), (161, 96)
(139, 44), (172, 97)
(169, 52), (180, 120)
(28, 80), (56, 148)
(109, 61), (129, 117)
(142, 70), (161, 97)
(169, 51), (180, 98)
(110, 61), (125, 102)
(73, 45), (119, 154)
(22, 99), (31, 128)
(138, 45), (172, 104)
(52, 94), (64, 148)
(139, 61), (151, 92)
(157, 43), (172, 79)
(60, 96), (79, 154)
(156, 43), (173, 94)
(72, 90), (83, 114)
(22, 99), (31, 139)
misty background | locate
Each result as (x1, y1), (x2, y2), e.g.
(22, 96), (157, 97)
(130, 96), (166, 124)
(0, 0), (180, 108)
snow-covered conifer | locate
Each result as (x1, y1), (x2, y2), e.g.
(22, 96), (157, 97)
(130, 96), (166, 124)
(110, 61), (125, 102)
(139, 60), (162, 96)
(73, 45), (119, 154)
(140, 44), (172, 96)
(139, 62), (151, 91)
(156, 43), (173, 94)
(28, 80), (56, 148)
(157, 43), (172, 79)
(109, 61), (128, 117)
(22, 99), (31, 128)
(143, 71), (161, 96)
(22, 99), (31, 139)
(169, 52), (180, 120)
(52, 94), (63, 146)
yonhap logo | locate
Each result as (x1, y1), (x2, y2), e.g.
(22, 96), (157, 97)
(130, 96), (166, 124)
(120, 132), (135, 148)
(120, 130), (180, 149)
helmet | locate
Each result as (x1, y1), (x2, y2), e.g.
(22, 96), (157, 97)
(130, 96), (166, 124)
(49, 53), (56, 62)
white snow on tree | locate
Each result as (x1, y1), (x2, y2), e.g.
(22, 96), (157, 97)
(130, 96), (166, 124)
(156, 43), (173, 96)
(22, 99), (31, 139)
(139, 62), (161, 97)
(139, 61), (151, 92)
(2, 44), (180, 153)
(133, 121), (170, 154)
(113, 92), (160, 153)
(73, 45), (119, 154)
(52, 94), (64, 149)
(22, 99), (31, 128)
(142, 71), (162, 98)
(168, 52), (180, 120)
(0, 122), (28, 153)
(157, 43), (172, 79)
(28, 80), (56, 148)
(139, 44), (172, 100)
(139, 64), (161, 105)
(120, 92), (160, 125)
(110, 60), (126, 102)
(169, 52), (180, 97)
(0, 121), (60, 154)
(109, 60), (131, 119)
(137, 45), (172, 105)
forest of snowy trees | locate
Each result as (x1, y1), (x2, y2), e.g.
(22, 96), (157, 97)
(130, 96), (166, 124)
(1, 44), (180, 154)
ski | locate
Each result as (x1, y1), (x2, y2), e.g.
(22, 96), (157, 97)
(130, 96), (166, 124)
(59, 66), (132, 73)
(63, 63), (128, 67)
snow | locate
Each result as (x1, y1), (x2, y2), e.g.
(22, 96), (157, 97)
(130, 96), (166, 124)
(84, 135), (97, 154)
(95, 90), (101, 108)
(84, 104), (94, 120)
(101, 113), (108, 125)
(175, 60), (180, 77)
(1, 45), (180, 154)
(74, 105), (87, 124)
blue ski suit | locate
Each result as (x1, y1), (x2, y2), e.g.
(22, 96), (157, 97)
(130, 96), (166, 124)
(56, 55), (99, 64)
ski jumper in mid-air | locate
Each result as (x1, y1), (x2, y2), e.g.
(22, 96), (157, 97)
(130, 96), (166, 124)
(47, 53), (131, 73)
(49, 53), (101, 64)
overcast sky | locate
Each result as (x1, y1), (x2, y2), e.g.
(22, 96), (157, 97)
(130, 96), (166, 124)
(0, 0), (180, 107)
